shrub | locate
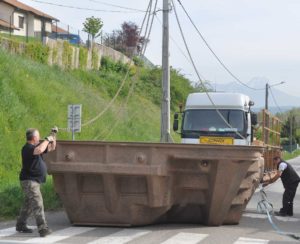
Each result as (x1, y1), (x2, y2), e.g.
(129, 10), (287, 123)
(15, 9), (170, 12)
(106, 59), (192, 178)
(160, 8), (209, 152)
(62, 41), (73, 69)
(100, 56), (134, 75)
(25, 42), (49, 64)
(79, 47), (88, 69)
(133, 56), (144, 67)
(92, 48), (99, 70)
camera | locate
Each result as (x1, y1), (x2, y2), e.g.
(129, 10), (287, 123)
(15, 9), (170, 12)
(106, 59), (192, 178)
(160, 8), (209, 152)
(51, 126), (58, 134)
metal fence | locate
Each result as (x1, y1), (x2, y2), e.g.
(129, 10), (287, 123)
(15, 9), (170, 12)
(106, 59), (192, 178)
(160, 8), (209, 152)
(282, 144), (298, 153)
(50, 21), (89, 47)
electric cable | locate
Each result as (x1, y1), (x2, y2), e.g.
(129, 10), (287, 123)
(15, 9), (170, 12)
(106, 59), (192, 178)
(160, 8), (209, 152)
(257, 186), (300, 241)
(171, 0), (246, 140)
(101, 74), (138, 141)
(139, 0), (153, 37)
(92, 70), (138, 140)
(80, 1), (152, 130)
(142, 0), (158, 55)
(87, 0), (147, 12)
(176, 0), (265, 91)
(81, 70), (130, 127)
(141, 0), (153, 53)
(28, 0), (145, 13)
(269, 87), (283, 114)
(154, 14), (207, 82)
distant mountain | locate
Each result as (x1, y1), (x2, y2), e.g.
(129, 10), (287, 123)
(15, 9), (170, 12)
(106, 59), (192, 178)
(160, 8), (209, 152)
(214, 77), (300, 112)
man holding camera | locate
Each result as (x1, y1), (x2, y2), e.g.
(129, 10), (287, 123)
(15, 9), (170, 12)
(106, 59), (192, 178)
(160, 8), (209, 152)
(16, 127), (57, 237)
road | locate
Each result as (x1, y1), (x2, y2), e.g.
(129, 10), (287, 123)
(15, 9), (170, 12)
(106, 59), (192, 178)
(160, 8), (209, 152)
(1, 157), (299, 244)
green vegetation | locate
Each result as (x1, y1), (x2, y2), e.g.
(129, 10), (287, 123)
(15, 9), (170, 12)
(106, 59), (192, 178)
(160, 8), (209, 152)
(0, 33), (39, 43)
(92, 48), (99, 69)
(79, 47), (88, 69)
(0, 35), (50, 64)
(25, 42), (50, 64)
(0, 178), (61, 220)
(282, 150), (300, 161)
(62, 41), (73, 69)
(83, 16), (103, 44)
(0, 47), (195, 219)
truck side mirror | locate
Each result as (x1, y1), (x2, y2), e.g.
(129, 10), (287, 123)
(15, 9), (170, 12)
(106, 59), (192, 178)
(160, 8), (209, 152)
(173, 113), (179, 131)
(251, 113), (258, 126)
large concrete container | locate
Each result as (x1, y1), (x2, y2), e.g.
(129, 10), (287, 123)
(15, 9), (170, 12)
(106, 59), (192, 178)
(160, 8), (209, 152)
(45, 141), (264, 226)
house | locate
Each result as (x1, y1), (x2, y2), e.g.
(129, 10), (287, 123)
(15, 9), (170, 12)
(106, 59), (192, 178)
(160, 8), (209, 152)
(0, 0), (58, 38)
(51, 24), (67, 34)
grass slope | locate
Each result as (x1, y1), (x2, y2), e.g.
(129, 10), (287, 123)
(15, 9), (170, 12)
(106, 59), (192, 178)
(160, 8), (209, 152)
(0, 49), (194, 219)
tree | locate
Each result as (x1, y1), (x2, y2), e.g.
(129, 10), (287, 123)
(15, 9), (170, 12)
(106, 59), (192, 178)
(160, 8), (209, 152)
(83, 16), (103, 47)
(121, 21), (147, 56)
(281, 112), (297, 143)
(103, 30), (125, 53)
(103, 22), (148, 57)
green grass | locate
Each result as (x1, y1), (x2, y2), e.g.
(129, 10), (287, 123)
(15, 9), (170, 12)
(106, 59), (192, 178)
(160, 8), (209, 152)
(0, 33), (39, 43)
(282, 150), (300, 161)
(0, 177), (61, 221)
(0, 47), (193, 219)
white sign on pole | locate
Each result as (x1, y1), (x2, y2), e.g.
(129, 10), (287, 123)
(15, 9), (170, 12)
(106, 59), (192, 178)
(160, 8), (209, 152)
(68, 104), (82, 133)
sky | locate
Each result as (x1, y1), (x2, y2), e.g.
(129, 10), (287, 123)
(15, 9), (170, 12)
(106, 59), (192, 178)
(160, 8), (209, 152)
(20, 0), (300, 98)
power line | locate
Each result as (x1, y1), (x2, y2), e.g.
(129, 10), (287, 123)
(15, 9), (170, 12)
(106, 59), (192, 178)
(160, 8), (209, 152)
(87, 0), (147, 13)
(101, 74), (138, 141)
(82, 70), (130, 127)
(91, 1), (153, 138)
(269, 87), (283, 114)
(142, 0), (158, 55)
(176, 0), (265, 91)
(154, 15), (207, 82)
(141, 0), (153, 52)
(28, 0), (145, 13)
(171, 0), (246, 140)
(80, 0), (152, 128)
(139, 0), (153, 36)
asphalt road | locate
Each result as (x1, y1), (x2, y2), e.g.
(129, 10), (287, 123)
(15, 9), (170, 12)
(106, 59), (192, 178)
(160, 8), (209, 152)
(1, 157), (300, 244)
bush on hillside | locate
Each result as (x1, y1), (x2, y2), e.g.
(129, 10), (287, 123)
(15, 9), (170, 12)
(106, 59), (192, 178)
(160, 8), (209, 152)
(25, 42), (50, 64)
(100, 56), (135, 76)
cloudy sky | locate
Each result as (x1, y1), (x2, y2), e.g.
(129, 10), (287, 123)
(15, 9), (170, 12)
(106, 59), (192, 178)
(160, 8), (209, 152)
(21, 0), (300, 98)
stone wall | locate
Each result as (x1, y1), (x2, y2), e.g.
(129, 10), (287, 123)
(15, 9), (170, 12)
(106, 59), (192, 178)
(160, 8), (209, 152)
(0, 35), (131, 70)
(44, 37), (131, 70)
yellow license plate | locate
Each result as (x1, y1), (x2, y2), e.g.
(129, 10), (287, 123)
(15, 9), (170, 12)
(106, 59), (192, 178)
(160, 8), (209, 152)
(200, 136), (234, 145)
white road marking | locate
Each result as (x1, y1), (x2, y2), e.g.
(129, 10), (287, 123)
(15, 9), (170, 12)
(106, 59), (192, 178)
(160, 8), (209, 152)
(0, 226), (35, 238)
(243, 213), (300, 222)
(234, 237), (269, 244)
(87, 229), (151, 244)
(24, 227), (95, 243)
(160, 232), (208, 244)
(0, 241), (26, 243)
(0, 227), (17, 238)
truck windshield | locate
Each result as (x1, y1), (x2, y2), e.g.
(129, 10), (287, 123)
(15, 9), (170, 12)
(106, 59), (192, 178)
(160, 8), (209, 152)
(183, 109), (245, 133)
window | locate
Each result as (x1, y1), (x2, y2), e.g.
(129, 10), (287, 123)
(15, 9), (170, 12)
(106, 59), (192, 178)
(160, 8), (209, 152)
(18, 16), (24, 29)
(183, 109), (246, 133)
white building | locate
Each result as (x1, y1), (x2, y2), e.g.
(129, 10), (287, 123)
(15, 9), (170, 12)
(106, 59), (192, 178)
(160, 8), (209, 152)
(0, 0), (58, 38)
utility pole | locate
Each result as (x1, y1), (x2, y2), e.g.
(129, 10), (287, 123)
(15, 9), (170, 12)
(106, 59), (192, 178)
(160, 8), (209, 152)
(265, 83), (269, 110)
(290, 115), (293, 153)
(161, 0), (172, 143)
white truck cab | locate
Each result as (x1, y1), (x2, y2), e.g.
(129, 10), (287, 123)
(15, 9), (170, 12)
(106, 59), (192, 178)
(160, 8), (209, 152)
(173, 92), (257, 146)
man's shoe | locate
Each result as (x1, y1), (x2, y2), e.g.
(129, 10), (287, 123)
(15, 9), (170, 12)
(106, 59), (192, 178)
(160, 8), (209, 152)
(16, 224), (33, 233)
(39, 228), (52, 237)
(274, 211), (288, 217)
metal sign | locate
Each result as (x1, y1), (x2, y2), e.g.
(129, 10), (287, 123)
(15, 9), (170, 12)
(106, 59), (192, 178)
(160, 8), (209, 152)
(68, 105), (82, 136)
